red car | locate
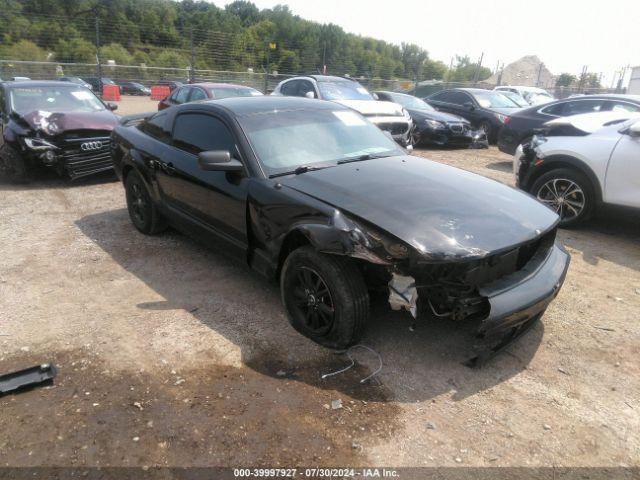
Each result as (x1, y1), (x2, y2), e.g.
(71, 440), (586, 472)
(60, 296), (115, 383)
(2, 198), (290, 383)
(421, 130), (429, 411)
(158, 83), (262, 110)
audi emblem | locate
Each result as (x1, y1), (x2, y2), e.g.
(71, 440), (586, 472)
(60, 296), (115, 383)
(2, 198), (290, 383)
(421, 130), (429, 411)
(80, 141), (103, 151)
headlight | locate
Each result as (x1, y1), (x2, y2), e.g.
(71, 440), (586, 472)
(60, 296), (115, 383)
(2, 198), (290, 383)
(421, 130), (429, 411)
(530, 135), (548, 149)
(425, 119), (445, 129)
(494, 113), (508, 123)
(23, 137), (58, 151)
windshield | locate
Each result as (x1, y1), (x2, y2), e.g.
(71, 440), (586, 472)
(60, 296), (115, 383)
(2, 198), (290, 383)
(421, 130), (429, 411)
(317, 81), (373, 101)
(209, 87), (262, 99)
(9, 86), (106, 115)
(387, 93), (435, 111)
(472, 90), (520, 109)
(496, 91), (528, 107)
(239, 108), (403, 175)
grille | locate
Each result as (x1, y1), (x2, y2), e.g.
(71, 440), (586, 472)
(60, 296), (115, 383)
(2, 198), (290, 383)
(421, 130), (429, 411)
(60, 136), (113, 179)
(449, 123), (468, 134)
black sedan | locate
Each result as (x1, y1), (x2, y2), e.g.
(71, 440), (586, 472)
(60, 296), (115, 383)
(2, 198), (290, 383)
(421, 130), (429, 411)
(374, 91), (484, 147)
(425, 88), (523, 142)
(498, 94), (640, 155)
(119, 81), (151, 96)
(111, 97), (569, 364)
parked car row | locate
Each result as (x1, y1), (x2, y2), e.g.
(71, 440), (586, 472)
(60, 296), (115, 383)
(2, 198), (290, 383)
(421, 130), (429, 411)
(0, 78), (573, 365)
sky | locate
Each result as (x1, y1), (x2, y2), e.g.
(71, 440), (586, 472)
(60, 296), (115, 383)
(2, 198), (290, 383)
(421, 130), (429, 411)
(217, 0), (639, 87)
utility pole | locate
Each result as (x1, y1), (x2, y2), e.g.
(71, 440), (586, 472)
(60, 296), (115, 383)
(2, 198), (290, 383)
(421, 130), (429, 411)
(322, 41), (326, 74)
(472, 52), (484, 86)
(577, 65), (588, 93)
(189, 27), (195, 84)
(95, 12), (102, 96)
(536, 63), (544, 87)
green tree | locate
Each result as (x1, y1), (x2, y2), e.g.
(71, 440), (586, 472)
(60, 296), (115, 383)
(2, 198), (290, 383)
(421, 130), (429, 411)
(555, 73), (577, 87)
(55, 37), (95, 63)
(0, 40), (48, 61)
(100, 43), (133, 65)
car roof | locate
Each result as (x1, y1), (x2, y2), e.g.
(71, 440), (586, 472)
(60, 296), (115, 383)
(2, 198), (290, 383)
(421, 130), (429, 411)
(190, 82), (259, 89)
(191, 96), (347, 116)
(1, 80), (86, 89)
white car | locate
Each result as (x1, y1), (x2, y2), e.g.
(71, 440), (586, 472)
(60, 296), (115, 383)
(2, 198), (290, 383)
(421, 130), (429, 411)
(495, 86), (555, 106)
(272, 75), (412, 146)
(514, 111), (640, 226)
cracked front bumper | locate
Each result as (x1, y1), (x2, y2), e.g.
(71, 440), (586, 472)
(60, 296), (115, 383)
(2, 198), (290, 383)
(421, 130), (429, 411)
(469, 243), (570, 365)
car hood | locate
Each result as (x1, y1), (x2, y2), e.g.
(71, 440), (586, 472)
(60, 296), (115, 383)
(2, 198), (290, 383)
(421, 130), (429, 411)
(278, 155), (558, 260)
(18, 109), (118, 135)
(408, 108), (469, 124)
(333, 99), (404, 117)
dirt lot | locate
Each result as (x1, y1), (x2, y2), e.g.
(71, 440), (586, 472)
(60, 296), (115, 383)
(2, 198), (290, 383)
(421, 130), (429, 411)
(1, 95), (639, 470)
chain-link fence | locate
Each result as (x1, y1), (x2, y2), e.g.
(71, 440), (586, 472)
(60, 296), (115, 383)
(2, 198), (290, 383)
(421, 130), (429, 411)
(0, 10), (624, 98)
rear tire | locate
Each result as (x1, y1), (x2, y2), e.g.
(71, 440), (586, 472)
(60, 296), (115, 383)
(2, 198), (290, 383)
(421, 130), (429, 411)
(125, 170), (168, 235)
(280, 246), (369, 349)
(0, 144), (29, 183)
(530, 168), (594, 228)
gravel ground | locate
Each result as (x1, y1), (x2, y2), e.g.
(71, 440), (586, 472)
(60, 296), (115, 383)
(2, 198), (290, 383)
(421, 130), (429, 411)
(0, 95), (638, 470)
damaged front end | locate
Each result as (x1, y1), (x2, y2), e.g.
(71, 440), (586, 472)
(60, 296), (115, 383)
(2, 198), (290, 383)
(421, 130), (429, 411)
(378, 225), (569, 366)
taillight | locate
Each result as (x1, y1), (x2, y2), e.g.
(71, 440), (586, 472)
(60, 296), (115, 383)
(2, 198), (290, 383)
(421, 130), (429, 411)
(503, 116), (511, 126)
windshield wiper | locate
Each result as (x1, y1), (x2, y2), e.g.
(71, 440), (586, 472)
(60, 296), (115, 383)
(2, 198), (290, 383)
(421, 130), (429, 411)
(269, 164), (333, 178)
(337, 153), (393, 164)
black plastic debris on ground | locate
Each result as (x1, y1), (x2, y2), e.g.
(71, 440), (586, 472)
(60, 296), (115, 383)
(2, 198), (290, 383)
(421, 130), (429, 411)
(0, 363), (57, 395)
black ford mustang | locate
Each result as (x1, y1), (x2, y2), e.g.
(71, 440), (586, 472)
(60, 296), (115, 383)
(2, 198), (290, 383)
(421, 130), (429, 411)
(111, 97), (569, 364)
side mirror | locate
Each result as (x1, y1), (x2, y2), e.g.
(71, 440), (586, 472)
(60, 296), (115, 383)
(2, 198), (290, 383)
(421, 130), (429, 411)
(372, 92), (379, 100)
(197, 150), (243, 172)
(627, 121), (640, 137)
(304, 91), (316, 99)
(464, 102), (475, 111)
(106, 102), (118, 111)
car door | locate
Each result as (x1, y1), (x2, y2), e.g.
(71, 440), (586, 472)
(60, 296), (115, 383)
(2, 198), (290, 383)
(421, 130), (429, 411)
(156, 111), (249, 255)
(0, 86), (6, 148)
(603, 120), (640, 208)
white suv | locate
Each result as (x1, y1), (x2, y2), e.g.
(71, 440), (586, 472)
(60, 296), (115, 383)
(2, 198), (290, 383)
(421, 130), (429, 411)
(272, 75), (412, 146)
(495, 86), (555, 106)
(515, 111), (640, 226)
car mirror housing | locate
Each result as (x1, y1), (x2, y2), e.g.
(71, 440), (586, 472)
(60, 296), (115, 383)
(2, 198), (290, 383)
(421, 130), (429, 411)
(106, 102), (118, 111)
(628, 120), (640, 137)
(464, 102), (475, 111)
(372, 92), (379, 100)
(304, 91), (316, 99)
(197, 150), (243, 172)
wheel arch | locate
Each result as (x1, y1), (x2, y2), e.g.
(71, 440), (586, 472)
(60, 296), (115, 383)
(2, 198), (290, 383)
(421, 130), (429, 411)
(524, 154), (603, 204)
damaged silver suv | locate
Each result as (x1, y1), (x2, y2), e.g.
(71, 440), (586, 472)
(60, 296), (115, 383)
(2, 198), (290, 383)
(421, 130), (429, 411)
(111, 96), (569, 365)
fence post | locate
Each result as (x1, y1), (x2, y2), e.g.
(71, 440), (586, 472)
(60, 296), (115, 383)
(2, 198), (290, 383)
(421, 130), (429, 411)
(189, 27), (195, 84)
(95, 13), (102, 95)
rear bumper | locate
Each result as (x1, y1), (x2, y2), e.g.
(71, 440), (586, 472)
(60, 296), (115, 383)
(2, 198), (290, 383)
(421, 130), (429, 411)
(468, 243), (569, 364)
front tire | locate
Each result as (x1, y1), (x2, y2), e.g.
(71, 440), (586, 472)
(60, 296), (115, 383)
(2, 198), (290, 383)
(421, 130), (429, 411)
(125, 170), (168, 235)
(0, 144), (29, 183)
(530, 168), (594, 227)
(479, 120), (494, 143)
(280, 246), (369, 349)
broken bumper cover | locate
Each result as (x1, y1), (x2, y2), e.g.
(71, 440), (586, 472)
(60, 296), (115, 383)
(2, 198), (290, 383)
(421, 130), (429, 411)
(470, 243), (570, 364)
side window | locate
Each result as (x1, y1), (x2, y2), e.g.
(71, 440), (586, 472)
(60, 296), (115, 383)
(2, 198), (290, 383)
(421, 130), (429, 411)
(173, 113), (236, 155)
(280, 80), (299, 96)
(540, 102), (566, 116)
(0, 88), (5, 116)
(429, 91), (451, 102)
(140, 111), (171, 144)
(563, 100), (605, 116)
(174, 87), (190, 104)
(189, 88), (207, 102)
(298, 80), (315, 97)
(448, 92), (472, 105)
(606, 101), (640, 113)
